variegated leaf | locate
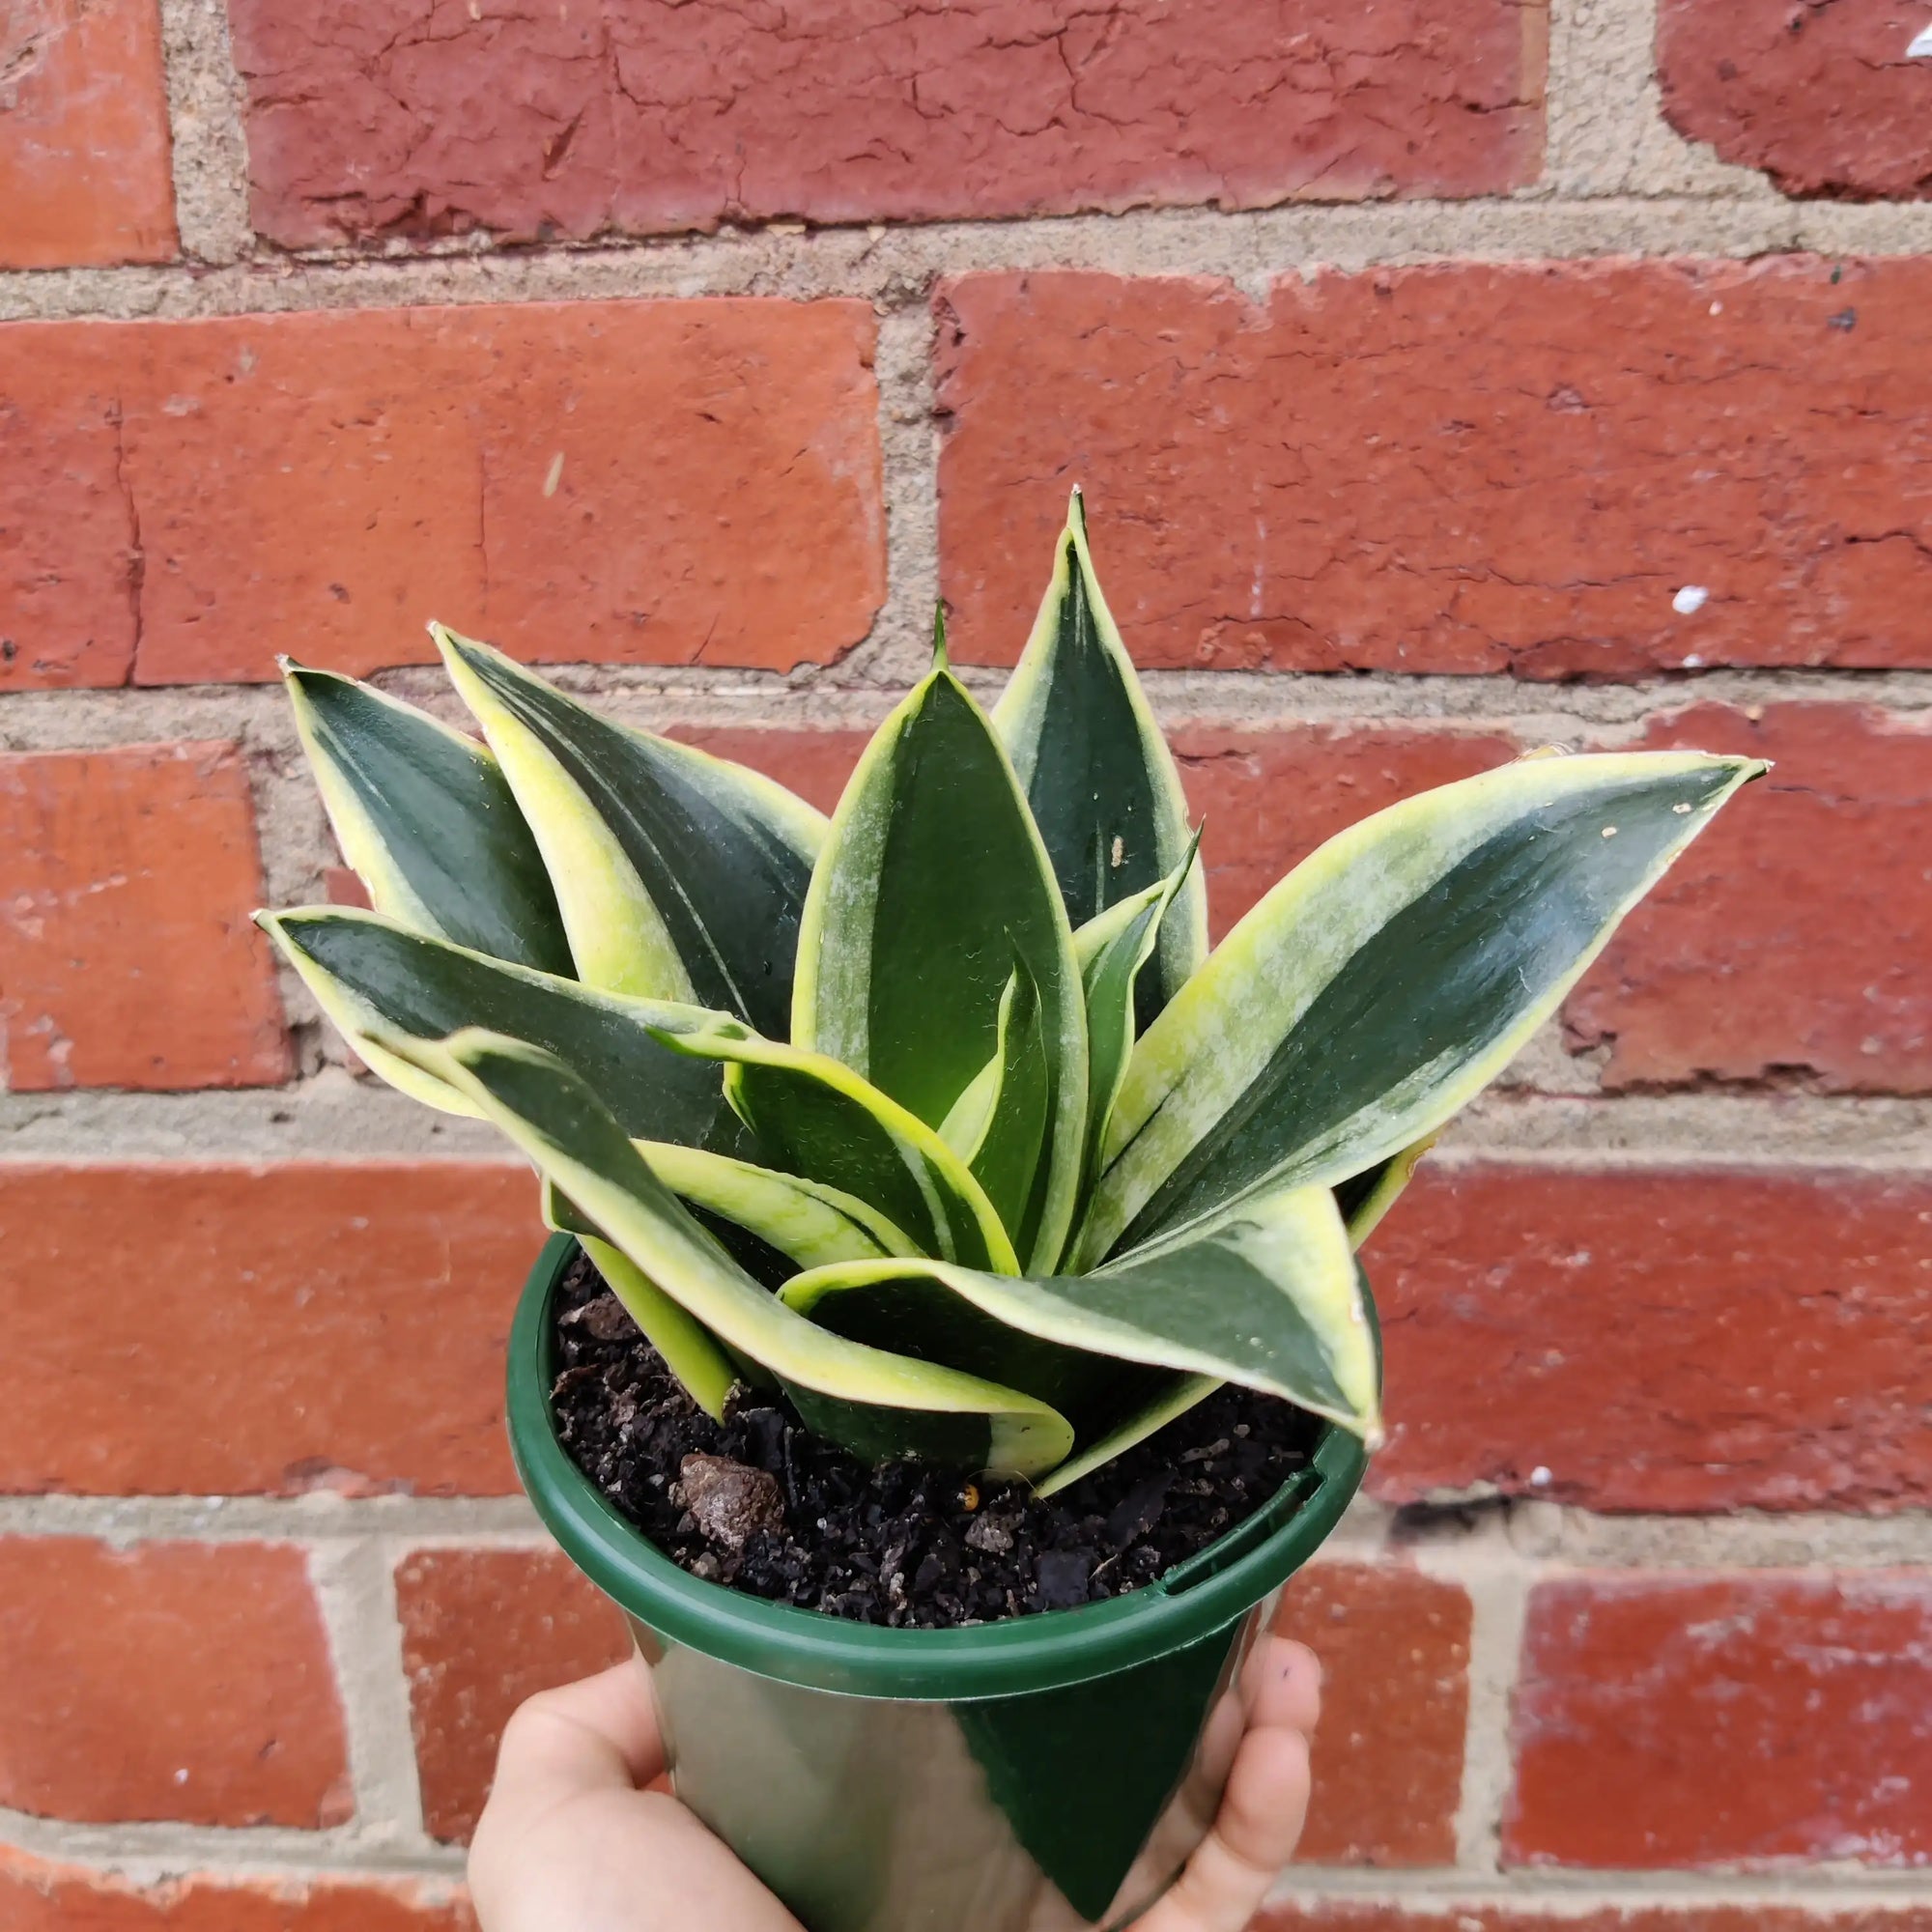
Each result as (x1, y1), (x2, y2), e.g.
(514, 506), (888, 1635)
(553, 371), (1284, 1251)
(634, 1142), (919, 1270)
(793, 647), (1087, 1271)
(782, 1180), (1378, 1443)
(993, 491), (1208, 1027)
(1073, 838), (1198, 1210)
(643, 1009), (1019, 1275)
(436, 627), (825, 1037)
(544, 1186), (737, 1422)
(282, 660), (571, 975)
(258, 906), (733, 1150)
(402, 1029), (1074, 1477)
(1076, 751), (1767, 1264)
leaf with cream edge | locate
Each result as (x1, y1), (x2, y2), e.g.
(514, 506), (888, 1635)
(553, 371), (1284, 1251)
(392, 1028), (1075, 1476)
(1073, 837), (1200, 1212)
(258, 906), (735, 1150)
(545, 1188), (738, 1424)
(282, 661), (572, 976)
(938, 963), (1052, 1246)
(1075, 751), (1769, 1266)
(1334, 1135), (1440, 1251)
(993, 492), (1208, 1030)
(642, 1009), (1020, 1276)
(781, 1179), (1378, 1444)
(435, 626), (825, 1037)
(793, 631), (1088, 1273)
(629, 1142), (920, 1270)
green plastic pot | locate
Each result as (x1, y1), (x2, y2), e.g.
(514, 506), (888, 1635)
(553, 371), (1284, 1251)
(509, 1234), (1370, 1932)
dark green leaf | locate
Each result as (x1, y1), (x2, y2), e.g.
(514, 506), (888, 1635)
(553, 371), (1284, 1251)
(794, 665), (1087, 1269)
(992, 493), (1208, 1028)
(438, 627), (824, 1037)
(283, 661), (572, 975)
(1078, 751), (1768, 1263)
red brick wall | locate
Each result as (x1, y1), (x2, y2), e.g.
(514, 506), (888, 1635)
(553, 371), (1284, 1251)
(2, 0), (1930, 1923)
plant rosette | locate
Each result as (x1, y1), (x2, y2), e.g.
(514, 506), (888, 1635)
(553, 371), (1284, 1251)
(263, 491), (1763, 1932)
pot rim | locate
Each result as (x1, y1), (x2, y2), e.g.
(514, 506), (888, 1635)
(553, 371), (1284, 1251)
(509, 1232), (1371, 1701)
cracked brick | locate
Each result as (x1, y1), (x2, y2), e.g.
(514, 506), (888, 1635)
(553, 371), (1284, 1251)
(1364, 1165), (1932, 1513)
(935, 260), (1932, 677)
(0, 301), (883, 686)
(228, 0), (1546, 248)
(1659, 0), (1932, 200)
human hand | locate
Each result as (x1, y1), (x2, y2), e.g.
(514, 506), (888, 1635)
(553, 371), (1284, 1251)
(469, 1635), (1321, 1932)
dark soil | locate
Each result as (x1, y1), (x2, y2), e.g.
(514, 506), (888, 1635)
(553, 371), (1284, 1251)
(549, 1249), (1321, 1630)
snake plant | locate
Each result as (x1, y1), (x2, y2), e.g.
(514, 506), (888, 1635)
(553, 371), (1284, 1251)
(262, 492), (1764, 1491)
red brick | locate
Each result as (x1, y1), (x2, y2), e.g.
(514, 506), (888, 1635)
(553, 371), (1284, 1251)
(0, 1850), (472, 1931)
(665, 726), (869, 818)
(0, 1162), (540, 1494)
(1273, 1562), (1469, 1866)
(2, 300), (882, 688)
(0, 1539), (347, 1826)
(1565, 703), (1932, 1094)
(0, 744), (291, 1092)
(0, 0), (176, 268)
(0, 327), (139, 688)
(936, 261), (1932, 677)
(1366, 1165), (1932, 1514)
(230, 0), (1544, 250)
(1256, 1908), (1932, 1931)
(1171, 725), (1520, 939)
(1659, 0), (1932, 201)
(1507, 1572), (1932, 1866)
(396, 1547), (631, 1842)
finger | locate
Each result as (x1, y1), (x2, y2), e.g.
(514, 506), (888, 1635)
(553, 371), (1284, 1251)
(489, 1656), (668, 1803)
(1138, 1723), (1313, 1932)
(1244, 1634), (1322, 1738)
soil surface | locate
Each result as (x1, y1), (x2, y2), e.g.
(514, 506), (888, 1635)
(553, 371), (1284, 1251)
(550, 1250), (1321, 1629)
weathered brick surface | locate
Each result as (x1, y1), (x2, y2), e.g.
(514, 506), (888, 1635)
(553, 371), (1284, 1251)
(1366, 1165), (1932, 1513)
(1256, 1908), (1932, 1931)
(937, 261), (1932, 676)
(0, 1539), (348, 1826)
(0, 1163), (537, 1494)
(0, 327), (141, 689)
(230, 0), (1545, 250)
(1507, 1573), (1932, 1866)
(396, 1547), (632, 1843)
(0, 1851), (474, 1931)
(0, 0), (177, 268)
(1274, 1563), (1469, 1866)
(1659, 0), (1932, 200)
(0, 743), (292, 1092)
(1566, 703), (1932, 1094)
(1171, 724), (1520, 938)
(1, 301), (882, 687)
